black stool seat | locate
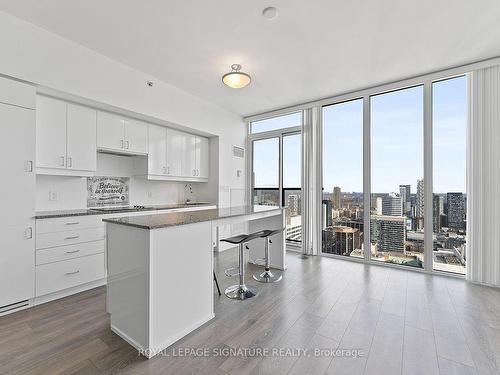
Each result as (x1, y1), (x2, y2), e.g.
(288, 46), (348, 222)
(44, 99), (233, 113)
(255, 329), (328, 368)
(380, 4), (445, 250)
(221, 231), (265, 244)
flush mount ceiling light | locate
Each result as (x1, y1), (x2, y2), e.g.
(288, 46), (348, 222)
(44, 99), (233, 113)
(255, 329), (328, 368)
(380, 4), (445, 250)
(222, 64), (251, 89)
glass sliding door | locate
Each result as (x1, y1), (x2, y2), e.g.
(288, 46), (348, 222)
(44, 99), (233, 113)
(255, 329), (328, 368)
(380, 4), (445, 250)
(283, 133), (302, 242)
(370, 86), (425, 268)
(432, 76), (467, 274)
(322, 99), (364, 257)
(252, 137), (280, 206)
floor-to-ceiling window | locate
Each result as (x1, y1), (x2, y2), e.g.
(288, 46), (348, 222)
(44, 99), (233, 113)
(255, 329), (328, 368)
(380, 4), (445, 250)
(370, 86), (424, 268)
(250, 112), (302, 244)
(432, 76), (467, 274)
(322, 99), (364, 258)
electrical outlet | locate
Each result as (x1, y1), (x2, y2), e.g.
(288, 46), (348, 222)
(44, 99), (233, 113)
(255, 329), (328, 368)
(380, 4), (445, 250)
(49, 190), (58, 201)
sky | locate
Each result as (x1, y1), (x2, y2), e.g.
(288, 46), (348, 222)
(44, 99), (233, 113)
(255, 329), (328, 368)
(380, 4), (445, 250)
(253, 75), (466, 194)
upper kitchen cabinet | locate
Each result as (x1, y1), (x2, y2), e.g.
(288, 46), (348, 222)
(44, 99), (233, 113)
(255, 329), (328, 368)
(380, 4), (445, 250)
(36, 96), (97, 176)
(148, 124), (167, 176)
(146, 126), (209, 182)
(97, 111), (147, 155)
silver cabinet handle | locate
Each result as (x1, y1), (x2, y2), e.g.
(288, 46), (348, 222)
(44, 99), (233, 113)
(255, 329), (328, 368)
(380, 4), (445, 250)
(65, 235), (80, 240)
(120, 140), (124, 148)
(65, 270), (80, 275)
(65, 222), (80, 226)
(24, 160), (33, 172)
(67, 156), (72, 168)
(125, 141), (129, 149)
(24, 227), (33, 240)
(60, 156), (65, 166)
(65, 249), (80, 254)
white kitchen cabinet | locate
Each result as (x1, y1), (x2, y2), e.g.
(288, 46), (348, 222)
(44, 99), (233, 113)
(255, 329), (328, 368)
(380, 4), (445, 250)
(148, 124), (167, 176)
(181, 132), (198, 178)
(125, 119), (148, 154)
(0, 80), (36, 312)
(97, 111), (148, 155)
(166, 128), (185, 177)
(36, 96), (67, 170)
(36, 96), (97, 175)
(196, 136), (209, 179)
(97, 111), (124, 151)
(66, 103), (97, 171)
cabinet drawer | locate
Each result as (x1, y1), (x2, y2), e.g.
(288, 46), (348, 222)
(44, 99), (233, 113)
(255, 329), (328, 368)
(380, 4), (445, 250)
(36, 240), (104, 265)
(36, 227), (105, 250)
(36, 253), (105, 296)
(36, 215), (104, 234)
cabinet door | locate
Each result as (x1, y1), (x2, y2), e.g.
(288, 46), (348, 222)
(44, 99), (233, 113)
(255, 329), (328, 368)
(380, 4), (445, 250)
(196, 136), (209, 178)
(180, 132), (197, 177)
(66, 104), (97, 171)
(148, 125), (167, 175)
(166, 129), (184, 176)
(36, 96), (67, 169)
(0, 100), (35, 307)
(0, 222), (35, 307)
(124, 119), (148, 154)
(97, 111), (124, 151)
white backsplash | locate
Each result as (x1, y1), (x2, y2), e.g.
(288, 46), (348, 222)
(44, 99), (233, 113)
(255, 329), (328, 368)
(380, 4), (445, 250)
(35, 153), (206, 211)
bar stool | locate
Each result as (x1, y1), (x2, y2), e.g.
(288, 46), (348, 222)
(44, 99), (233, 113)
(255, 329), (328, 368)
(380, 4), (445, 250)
(221, 231), (264, 300)
(253, 228), (284, 283)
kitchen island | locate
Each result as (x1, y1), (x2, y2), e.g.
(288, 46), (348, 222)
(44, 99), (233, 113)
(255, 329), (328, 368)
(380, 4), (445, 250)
(104, 205), (285, 358)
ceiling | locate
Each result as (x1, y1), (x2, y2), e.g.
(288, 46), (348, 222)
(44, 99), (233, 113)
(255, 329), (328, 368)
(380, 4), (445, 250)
(1, 0), (499, 117)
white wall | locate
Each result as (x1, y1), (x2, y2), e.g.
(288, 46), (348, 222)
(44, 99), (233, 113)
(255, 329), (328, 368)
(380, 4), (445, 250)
(0, 11), (246, 207)
(36, 153), (207, 211)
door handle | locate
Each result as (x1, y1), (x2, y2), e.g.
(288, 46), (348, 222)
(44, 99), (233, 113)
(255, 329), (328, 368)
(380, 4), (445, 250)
(60, 156), (65, 167)
(65, 250), (80, 254)
(125, 141), (129, 149)
(24, 160), (33, 172)
(192, 169), (196, 176)
(167, 166), (170, 174)
(162, 166), (166, 174)
(65, 270), (80, 275)
(24, 227), (33, 240)
(65, 222), (80, 226)
(120, 140), (124, 148)
(67, 156), (72, 168)
(65, 235), (80, 240)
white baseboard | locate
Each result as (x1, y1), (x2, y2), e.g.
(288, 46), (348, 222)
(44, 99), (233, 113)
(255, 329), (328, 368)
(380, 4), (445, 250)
(33, 278), (106, 306)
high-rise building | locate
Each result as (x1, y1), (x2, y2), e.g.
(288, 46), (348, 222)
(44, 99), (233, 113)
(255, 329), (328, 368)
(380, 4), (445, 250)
(416, 179), (425, 230)
(371, 196), (383, 215)
(447, 192), (465, 231)
(399, 185), (411, 217)
(382, 193), (402, 216)
(433, 194), (444, 232)
(287, 194), (300, 216)
(332, 186), (341, 209)
(370, 215), (406, 252)
(322, 226), (361, 256)
(322, 199), (333, 228)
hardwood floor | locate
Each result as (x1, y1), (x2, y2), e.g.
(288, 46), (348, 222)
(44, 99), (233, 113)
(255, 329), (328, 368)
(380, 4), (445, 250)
(1, 250), (500, 375)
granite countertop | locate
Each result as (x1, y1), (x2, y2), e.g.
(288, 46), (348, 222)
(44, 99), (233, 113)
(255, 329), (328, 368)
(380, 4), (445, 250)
(102, 205), (283, 230)
(35, 202), (214, 219)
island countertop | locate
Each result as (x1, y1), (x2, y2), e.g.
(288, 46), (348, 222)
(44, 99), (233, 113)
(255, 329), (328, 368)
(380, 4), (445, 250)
(102, 205), (283, 229)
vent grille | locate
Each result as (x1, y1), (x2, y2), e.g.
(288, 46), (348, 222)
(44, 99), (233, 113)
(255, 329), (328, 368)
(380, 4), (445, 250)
(0, 300), (29, 314)
(233, 146), (245, 158)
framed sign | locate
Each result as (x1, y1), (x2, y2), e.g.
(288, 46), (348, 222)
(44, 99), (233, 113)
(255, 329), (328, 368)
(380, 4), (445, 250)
(87, 177), (129, 207)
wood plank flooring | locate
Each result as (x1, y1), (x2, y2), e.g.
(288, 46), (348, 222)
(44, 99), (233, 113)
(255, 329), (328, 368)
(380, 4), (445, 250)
(1, 250), (500, 375)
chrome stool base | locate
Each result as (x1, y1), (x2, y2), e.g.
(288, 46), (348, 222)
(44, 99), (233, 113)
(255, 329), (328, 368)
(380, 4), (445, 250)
(224, 284), (259, 300)
(253, 269), (282, 283)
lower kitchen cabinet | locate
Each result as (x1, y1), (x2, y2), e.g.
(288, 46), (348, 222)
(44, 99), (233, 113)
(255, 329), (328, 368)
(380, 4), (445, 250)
(36, 253), (105, 296)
